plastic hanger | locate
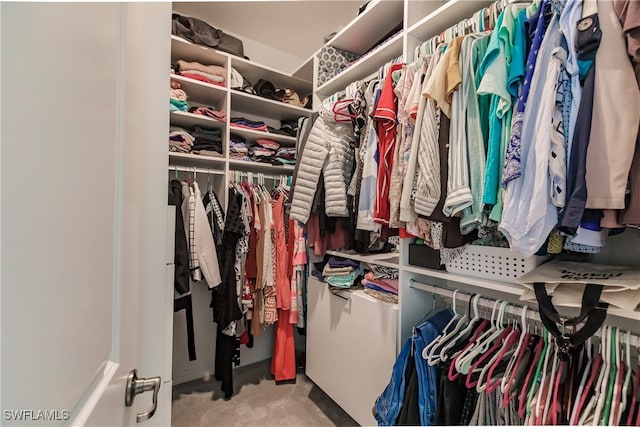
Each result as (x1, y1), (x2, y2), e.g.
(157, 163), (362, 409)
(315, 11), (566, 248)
(423, 290), (464, 363)
(485, 307), (526, 393)
(626, 359), (640, 425)
(543, 342), (561, 424)
(518, 331), (545, 418)
(456, 300), (507, 374)
(619, 331), (632, 425)
(452, 298), (498, 371)
(501, 305), (530, 393)
(602, 327), (619, 424)
(610, 339), (626, 425)
(480, 317), (520, 393)
(332, 98), (356, 122)
(590, 325), (612, 425)
(439, 294), (482, 363)
(464, 306), (513, 389)
(570, 338), (593, 425)
(525, 328), (550, 418)
(578, 327), (607, 425)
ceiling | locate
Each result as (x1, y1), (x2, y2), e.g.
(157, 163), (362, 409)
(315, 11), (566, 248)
(172, 1), (365, 60)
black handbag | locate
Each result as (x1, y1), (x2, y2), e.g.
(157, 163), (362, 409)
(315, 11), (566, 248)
(172, 13), (245, 58)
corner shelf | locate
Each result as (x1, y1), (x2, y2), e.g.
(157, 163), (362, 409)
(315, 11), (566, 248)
(316, 31), (404, 98)
(325, 0), (404, 55)
(407, 0), (494, 42)
(230, 90), (312, 121)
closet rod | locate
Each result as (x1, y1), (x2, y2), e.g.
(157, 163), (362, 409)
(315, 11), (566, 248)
(169, 165), (225, 175)
(231, 171), (290, 180)
(409, 279), (640, 346)
(410, 279), (542, 322)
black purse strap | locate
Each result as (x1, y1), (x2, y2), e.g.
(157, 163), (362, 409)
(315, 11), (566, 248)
(534, 282), (608, 361)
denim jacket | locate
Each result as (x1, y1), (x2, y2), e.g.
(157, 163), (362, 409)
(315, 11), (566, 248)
(374, 308), (453, 426)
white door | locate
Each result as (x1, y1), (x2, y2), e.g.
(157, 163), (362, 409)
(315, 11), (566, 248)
(1, 3), (171, 426)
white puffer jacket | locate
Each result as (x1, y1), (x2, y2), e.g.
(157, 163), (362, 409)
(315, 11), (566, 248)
(290, 101), (355, 224)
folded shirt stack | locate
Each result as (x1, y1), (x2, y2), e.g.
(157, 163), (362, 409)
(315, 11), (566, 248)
(191, 126), (222, 156)
(274, 147), (296, 165)
(230, 117), (268, 132)
(176, 60), (226, 86)
(322, 256), (363, 288)
(325, 266), (363, 289)
(189, 106), (226, 122)
(248, 138), (281, 163)
(169, 127), (194, 153)
(361, 264), (399, 304)
(229, 133), (249, 161)
(170, 88), (189, 112)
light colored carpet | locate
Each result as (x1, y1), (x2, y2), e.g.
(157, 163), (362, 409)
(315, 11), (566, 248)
(172, 359), (358, 427)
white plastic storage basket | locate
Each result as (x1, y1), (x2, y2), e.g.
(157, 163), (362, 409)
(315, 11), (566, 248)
(445, 245), (549, 282)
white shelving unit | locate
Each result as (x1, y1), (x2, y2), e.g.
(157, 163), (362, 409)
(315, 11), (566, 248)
(168, 18), (314, 387)
(302, 1), (640, 424)
(170, 111), (225, 130)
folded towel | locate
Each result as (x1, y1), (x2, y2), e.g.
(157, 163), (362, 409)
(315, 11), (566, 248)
(177, 60), (226, 79)
(189, 107), (226, 121)
(179, 69), (224, 83)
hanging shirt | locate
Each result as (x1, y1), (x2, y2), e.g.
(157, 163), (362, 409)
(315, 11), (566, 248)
(373, 63), (404, 225)
(500, 12), (563, 257)
(460, 34), (491, 234)
(502, 0), (551, 185)
(585, 0), (640, 209)
(357, 80), (382, 231)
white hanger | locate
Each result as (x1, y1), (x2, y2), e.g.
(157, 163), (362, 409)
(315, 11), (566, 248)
(438, 294), (482, 363)
(500, 305), (529, 393)
(570, 337), (593, 425)
(608, 327), (622, 426)
(475, 310), (519, 393)
(423, 290), (464, 363)
(579, 327), (606, 425)
(618, 330), (632, 425)
(455, 300), (505, 374)
(592, 325), (613, 425)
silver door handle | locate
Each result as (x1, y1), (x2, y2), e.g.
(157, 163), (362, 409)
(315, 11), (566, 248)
(125, 369), (161, 423)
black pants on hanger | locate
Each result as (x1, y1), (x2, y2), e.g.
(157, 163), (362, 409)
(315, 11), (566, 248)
(174, 294), (196, 361)
(215, 329), (238, 399)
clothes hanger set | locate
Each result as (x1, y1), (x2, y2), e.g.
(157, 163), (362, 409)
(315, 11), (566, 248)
(419, 0), (538, 56)
(419, 289), (640, 425)
(230, 171), (292, 202)
(326, 55), (404, 123)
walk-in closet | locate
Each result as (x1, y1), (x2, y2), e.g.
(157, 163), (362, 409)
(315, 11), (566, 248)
(2, 1), (639, 426)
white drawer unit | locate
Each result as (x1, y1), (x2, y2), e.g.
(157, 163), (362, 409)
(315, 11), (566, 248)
(306, 277), (398, 426)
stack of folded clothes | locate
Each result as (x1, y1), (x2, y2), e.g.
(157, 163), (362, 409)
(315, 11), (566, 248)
(322, 257), (363, 293)
(189, 106), (226, 122)
(169, 127), (194, 153)
(229, 133), (249, 161)
(176, 60), (226, 86)
(170, 87), (189, 112)
(362, 264), (399, 304)
(249, 138), (280, 163)
(191, 126), (222, 157)
(230, 117), (268, 131)
(274, 147), (296, 165)
(267, 119), (299, 137)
